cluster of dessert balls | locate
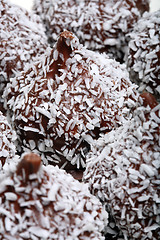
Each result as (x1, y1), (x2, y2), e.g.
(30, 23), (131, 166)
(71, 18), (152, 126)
(33, 0), (149, 62)
(0, 0), (159, 239)
(83, 92), (160, 240)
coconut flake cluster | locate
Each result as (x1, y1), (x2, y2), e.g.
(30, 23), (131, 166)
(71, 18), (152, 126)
(127, 10), (160, 98)
(4, 31), (139, 171)
(33, 0), (149, 62)
(0, 0), (48, 110)
(83, 93), (160, 239)
(0, 111), (16, 169)
(0, 153), (108, 240)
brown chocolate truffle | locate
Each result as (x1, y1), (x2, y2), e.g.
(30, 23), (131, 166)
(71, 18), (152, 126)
(83, 93), (160, 239)
(0, 152), (108, 239)
(0, 0), (48, 111)
(4, 31), (139, 171)
(127, 11), (160, 98)
(33, 0), (149, 62)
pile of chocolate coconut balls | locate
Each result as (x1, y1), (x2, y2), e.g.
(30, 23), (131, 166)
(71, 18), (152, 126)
(0, 0), (159, 239)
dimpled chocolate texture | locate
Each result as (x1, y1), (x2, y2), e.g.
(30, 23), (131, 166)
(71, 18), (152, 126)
(127, 11), (160, 98)
(0, 0), (48, 110)
(0, 153), (108, 239)
(4, 31), (139, 170)
(83, 93), (160, 239)
(33, 0), (149, 62)
(0, 111), (16, 169)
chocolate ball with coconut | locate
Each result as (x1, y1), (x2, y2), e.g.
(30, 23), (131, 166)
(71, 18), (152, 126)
(0, 0), (48, 112)
(4, 31), (139, 171)
(0, 152), (108, 239)
(33, 0), (149, 63)
(127, 10), (160, 99)
(83, 93), (160, 239)
(0, 111), (16, 169)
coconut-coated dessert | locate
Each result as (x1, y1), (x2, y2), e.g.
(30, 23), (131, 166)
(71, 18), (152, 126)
(33, 0), (149, 63)
(4, 31), (139, 171)
(0, 111), (16, 169)
(0, 152), (108, 239)
(83, 93), (160, 239)
(0, 0), (48, 111)
(127, 10), (160, 98)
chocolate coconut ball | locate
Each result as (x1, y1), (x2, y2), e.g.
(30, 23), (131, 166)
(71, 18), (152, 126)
(4, 31), (139, 171)
(0, 0), (48, 111)
(83, 93), (160, 239)
(0, 111), (16, 169)
(33, 0), (149, 62)
(0, 152), (108, 239)
(127, 10), (160, 98)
